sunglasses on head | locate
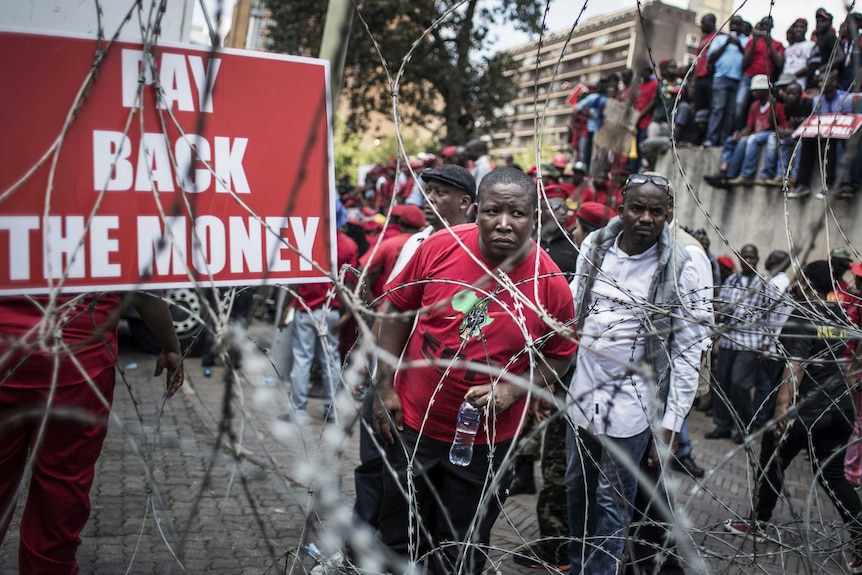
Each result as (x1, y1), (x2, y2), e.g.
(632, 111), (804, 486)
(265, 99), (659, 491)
(622, 173), (671, 195)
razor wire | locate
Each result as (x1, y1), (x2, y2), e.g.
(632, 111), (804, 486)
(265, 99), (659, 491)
(1, 0), (862, 574)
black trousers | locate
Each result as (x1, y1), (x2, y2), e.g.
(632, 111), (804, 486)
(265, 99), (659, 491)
(756, 408), (862, 548)
(378, 426), (512, 574)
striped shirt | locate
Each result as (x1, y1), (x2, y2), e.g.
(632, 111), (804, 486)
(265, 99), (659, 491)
(717, 271), (768, 351)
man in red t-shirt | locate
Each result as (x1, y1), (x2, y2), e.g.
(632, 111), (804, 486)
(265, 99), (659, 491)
(0, 293), (183, 574)
(736, 16), (785, 130)
(359, 205), (426, 305)
(372, 168), (577, 574)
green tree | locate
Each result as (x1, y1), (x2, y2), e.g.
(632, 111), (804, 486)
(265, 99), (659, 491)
(265, 0), (544, 144)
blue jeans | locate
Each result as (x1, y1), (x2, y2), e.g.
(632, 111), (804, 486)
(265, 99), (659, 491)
(565, 425), (651, 575)
(289, 308), (341, 414)
(735, 75), (752, 131)
(762, 134), (799, 179)
(676, 419), (692, 458)
(719, 136), (747, 178)
(706, 76), (738, 145)
(738, 130), (772, 178)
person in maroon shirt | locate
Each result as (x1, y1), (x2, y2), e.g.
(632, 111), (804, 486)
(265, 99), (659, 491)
(0, 293), (183, 574)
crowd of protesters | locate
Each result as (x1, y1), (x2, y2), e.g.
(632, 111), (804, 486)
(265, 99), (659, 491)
(567, 8), (862, 201)
(289, 132), (862, 574)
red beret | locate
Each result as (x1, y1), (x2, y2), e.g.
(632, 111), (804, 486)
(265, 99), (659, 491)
(552, 153), (569, 169)
(544, 184), (569, 200)
(851, 262), (862, 278)
(526, 165), (538, 176)
(442, 146), (457, 158)
(717, 255), (735, 270)
(577, 202), (614, 228)
(391, 204), (427, 228)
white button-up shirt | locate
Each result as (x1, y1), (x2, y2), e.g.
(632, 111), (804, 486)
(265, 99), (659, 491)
(567, 233), (707, 438)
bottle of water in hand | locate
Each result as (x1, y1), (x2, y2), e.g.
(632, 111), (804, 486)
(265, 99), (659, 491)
(449, 400), (481, 466)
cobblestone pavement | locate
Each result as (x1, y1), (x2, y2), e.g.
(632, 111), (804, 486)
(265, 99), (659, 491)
(0, 321), (854, 574)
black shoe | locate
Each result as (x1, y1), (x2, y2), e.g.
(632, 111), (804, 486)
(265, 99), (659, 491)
(704, 428), (731, 439)
(704, 174), (732, 190)
(508, 460), (537, 495)
(672, 454), (706, 478)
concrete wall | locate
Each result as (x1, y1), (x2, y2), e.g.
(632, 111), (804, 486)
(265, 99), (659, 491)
(656, 147), (861, 263)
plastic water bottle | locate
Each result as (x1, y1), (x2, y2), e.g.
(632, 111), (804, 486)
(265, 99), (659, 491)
(449, 400), (481, 466)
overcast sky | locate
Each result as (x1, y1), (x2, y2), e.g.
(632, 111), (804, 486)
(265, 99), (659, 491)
(196, 0), (855, 51)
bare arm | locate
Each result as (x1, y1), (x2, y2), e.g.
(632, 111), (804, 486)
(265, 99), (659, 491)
(134, 292), (184, 396)
(774, 360), (802, 432)
(372, 300), (414, 444)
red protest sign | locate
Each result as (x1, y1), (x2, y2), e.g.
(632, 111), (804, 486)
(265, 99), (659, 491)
(566, 83), (588, 108)
(792, 114), (862, 139)
(0, 29), (336, 295)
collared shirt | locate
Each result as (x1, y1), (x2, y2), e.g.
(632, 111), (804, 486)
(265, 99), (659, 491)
(762, 271), (791, 354)
(717, 271), (767, 351)
(708, 33), (749, 80)
(567, 233), (707, 437)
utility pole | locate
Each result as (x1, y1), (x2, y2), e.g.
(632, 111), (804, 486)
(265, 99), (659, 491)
(318, 0), (353, 115)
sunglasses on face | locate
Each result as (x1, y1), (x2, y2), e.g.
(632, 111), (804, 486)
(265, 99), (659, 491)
(622, 173), (671, 195)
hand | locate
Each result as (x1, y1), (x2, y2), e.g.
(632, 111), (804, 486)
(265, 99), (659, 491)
(648, 428), (678, 468)
(758, 344), (769, 361)
(532, 395), (554, 423)
(773, 403), (789, 435)
(154, 351), (184, 397)
(732, 131), (741, 141)
(372, 387), (403, 445)
(465, 381), (526, 414)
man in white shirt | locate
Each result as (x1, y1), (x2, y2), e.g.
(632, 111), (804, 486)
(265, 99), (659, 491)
(565, 173), (711, 575)
(782, 19), (814, 90)
(753, 250), (791, 428)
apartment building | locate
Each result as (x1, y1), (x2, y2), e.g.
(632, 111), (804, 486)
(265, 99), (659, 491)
(492, 1), (700, 152)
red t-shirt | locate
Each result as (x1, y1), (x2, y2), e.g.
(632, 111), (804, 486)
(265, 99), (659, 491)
(695, 32), (717, 77)
(743, 37), (785, 77)
(635, 78), (659, 129)
(360, 232), (411, 301)
(385, 224), (577, 444)
(746, 101), (787, 132)
(292, 231), (359, 311)
(0, 294), (121, 387)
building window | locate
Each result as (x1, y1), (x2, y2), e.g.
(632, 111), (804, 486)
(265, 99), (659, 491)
(685, 33), (699, 48)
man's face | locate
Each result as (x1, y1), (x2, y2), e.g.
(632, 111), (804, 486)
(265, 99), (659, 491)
(739, 245), (759, 275)
(730, 16), (744, 33)
(423, 180), (470, 230)
(664, 61), (679, 80)
(816, 17), (831, 34)
(824, 73), (839, 95)
(790, 22), (806, 42)
(540, 196), (568, 231)
(477, 182), (536, 266)
(621, 69), (634, 85)
(784, 83), (802, 105)
(701, 15), (716, 34)
(572, 171), (585, 185)
(753, 89), (769, 103)
(618, 183), (668, 251)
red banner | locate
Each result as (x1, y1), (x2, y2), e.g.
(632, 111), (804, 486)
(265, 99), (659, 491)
(0, 30), (336, 295)
(792, 114), (862, 139)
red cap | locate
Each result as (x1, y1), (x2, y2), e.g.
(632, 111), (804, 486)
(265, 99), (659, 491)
(717, 255), (735, 270)
(392, 204), (427, 229)
(442, 146), (457, 158)
(526, 165), (538, 176)
(552, 153), (569, 169)
(544, 184), (569, 200)
(851, 262), (862, 278)
(576, 202), (614, 228)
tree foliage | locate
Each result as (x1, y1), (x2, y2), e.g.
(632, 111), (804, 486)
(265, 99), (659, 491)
(265, 0), (544, 144)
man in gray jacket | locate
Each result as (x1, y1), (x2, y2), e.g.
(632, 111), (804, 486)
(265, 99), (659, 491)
(565, 172), (711, 575)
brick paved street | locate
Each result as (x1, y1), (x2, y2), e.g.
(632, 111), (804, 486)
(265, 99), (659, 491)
(1, 321), (855, 574)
